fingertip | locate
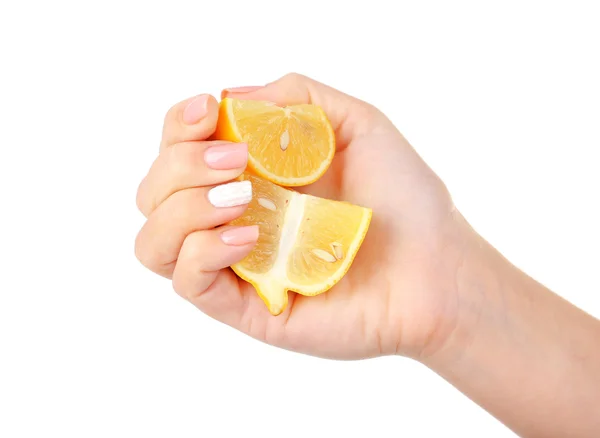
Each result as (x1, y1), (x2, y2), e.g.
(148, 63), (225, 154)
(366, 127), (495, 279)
(161, 94), (220, 149)
(206, 94), (219, 114)
(220, 225), (259, 246)
(192, 94), (219, 127)
(182, 94), (209, 125)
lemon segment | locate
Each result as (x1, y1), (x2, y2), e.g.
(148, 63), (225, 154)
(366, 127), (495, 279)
(214, 98), (336, 187)
(230, 174), (372, 315)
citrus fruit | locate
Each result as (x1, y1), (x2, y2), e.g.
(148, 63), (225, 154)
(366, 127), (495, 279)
(214, 98), (335, 187)
(229, 173), (372, 315)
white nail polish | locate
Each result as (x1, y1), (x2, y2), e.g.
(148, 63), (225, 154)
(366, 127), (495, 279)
(208, 180), (252, 208)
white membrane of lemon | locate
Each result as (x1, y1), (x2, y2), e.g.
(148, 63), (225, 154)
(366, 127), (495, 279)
(252, 190), (369, 314)
(240, 182), (371, 315)
(258, 191), (307, 313)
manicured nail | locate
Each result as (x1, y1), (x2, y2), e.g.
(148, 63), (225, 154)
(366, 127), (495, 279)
(204, 143), (248, 170)
(220, 225), (259, 246)
(223, 86), (263, 94)
(208, 180), (252, 208)
(183, 94), (209, 125)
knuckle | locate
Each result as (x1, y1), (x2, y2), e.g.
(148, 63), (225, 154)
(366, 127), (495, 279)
(134, 228), (175, 278)
(163, 187), (207, 224)
(163, 102), (181, 127)
(178, 186), (207, 208)
(360, 103), (382, 122)
(283, 71), (302, 81)
(351, 100), (393, 133)
(167, 142), (205, 178)
(134, 231), (153, 269)
(171, 275), (190, 300)
(182, 232), (208, 263)
(135, 180), (147, 214)
(281, 72), (306, 86)
(172, 233), (210, 301)
(135, 177), (157, 217)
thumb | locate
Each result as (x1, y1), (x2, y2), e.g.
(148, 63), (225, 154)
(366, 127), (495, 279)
(221, 73), (392, 146)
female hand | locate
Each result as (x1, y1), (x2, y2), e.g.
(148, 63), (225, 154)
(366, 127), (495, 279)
(135, 73), (600, 436)
(135, 73), (465, 360)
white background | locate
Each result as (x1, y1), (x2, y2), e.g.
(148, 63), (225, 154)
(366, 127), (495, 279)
(1, 1), (599, 437)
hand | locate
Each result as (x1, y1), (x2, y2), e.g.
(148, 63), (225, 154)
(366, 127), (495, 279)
(135, 73), (465, 360)
(135, 73), (600, 435)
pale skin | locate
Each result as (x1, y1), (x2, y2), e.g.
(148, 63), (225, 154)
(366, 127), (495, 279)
(135, 73), (600, 437)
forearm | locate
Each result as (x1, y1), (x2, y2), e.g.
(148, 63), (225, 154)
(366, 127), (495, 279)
(426, 219), (600, 437)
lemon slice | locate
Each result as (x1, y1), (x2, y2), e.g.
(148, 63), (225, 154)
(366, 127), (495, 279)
(214, 98), (335, 187)
(230, 174), (372, 315)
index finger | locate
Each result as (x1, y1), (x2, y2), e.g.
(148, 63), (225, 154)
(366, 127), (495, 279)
(160, 93), (220, 150)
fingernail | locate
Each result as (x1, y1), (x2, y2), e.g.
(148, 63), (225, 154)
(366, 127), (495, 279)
(204, 143), (248, 170)
(183, 94), (209, 125)
(222, 86), (263, 94)
(220, 225), (259, 246)
(208, 180), (252, 208)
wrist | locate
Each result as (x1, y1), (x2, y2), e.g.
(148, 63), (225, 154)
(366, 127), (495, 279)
(387, 208), (497, 361)
(415, 212), (600, 437)
(417, 212), (513, 368)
